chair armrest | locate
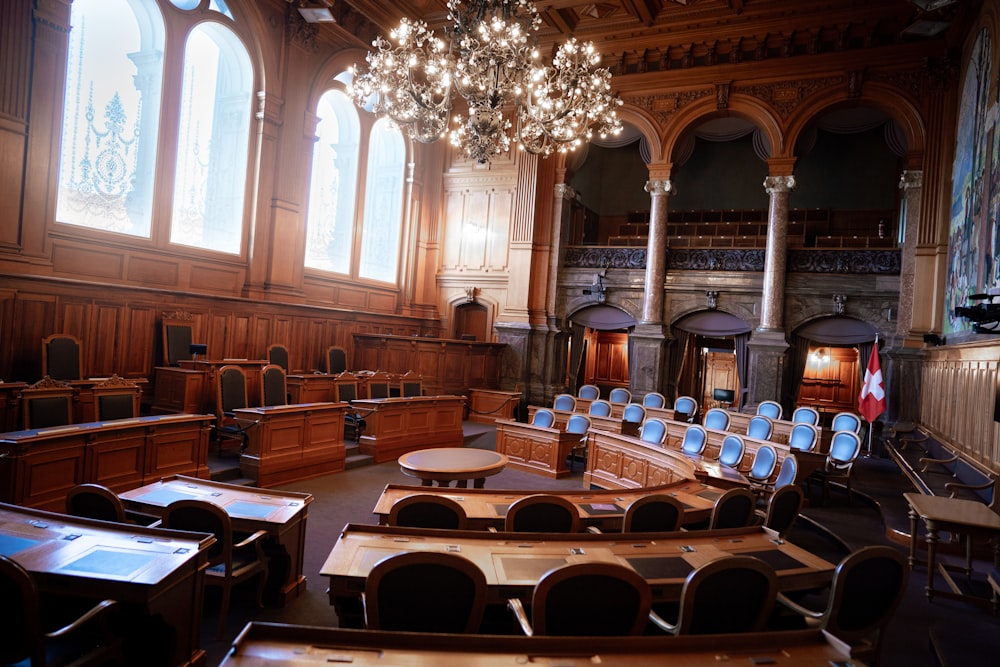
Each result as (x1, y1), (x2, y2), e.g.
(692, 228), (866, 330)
(507, 598), (534, 636)
(946, 479), (995, 495)
(898, 432), (929, 450)
(647, 608), (678, 634)
(233, 529), (269, 551)
(776, 592), (823, 620)
(487, 526), (498, 533)
(47, 599), (118, 640)
(585, 526), (603, 534)
(920, 453), (958, 472)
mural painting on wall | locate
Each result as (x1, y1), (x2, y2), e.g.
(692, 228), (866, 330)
(947, 28), (998, 335)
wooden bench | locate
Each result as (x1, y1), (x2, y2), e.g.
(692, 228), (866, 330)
(885, 426), (997, 511)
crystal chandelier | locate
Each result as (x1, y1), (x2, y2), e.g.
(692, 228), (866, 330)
(348, 0), (623, 164)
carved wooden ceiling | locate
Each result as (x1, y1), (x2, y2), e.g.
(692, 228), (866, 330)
(320, 0), (973, 60)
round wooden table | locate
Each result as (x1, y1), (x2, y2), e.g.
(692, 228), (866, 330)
(397, 448), (509, 488)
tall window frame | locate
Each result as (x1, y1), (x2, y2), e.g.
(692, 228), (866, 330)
(55, 0), (256, 258)
(304, 78), (408, 285)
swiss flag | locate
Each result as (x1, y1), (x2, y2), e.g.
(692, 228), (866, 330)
(858, 345), (886, 423)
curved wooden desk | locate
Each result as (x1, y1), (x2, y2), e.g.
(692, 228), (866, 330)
(398, 448), (508, 488)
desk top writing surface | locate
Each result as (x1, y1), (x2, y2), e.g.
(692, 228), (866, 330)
(0, 501), (212, 593)
(372, 480), (719, 528)
(221, 624), (856, 667)
(233, 401), (347, 416)
(904, 493), (1000, 530)
(119, 474), (312, 530)
(322, 523), (835, 601)
(0, 413), (213, 442)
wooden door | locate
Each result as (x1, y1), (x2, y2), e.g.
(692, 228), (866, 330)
(588, 331), (629, 390)
(454, 303), (488, 341)
(702, 351), (739, 410)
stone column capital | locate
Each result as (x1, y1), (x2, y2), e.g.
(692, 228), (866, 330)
(644, 179), (674, 196)
(899, 170), (923, 191)
(763, 175), (796, 194)
(554, 183), (576, 200)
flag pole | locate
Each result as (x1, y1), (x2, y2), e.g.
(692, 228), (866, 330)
(864, 334), (878, 458)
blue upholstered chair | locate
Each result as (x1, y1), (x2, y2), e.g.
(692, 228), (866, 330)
(622, 403), (646, 425)
(680, 425), (708, 456)
(566, 414), (592, 472)
(702, 408), (731, 431)
(746, 415), (774, 441)
(578, 384), (601, 400)
(717, 434), (745, 468)
(553, 393), (577, 412)
(746, 445), (778, 488)
(788, 423), (819, 452)
(642, 392), (666, 409)
(831, 411), (863, 436)
(756, 400), (783, 420)
(639, 418), (668, 447)
(791, 406), (820, 425)
(672, 396), (698, 423)
(532, 409), (555, 428)
(589, 399), (613, 418)
(609, 387), (631, 404)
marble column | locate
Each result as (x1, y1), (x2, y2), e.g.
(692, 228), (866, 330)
(746, 175), (794, 411)
(631, 180), (672, 397)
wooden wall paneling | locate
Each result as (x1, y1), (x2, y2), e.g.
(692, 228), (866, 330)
(250, 314), (273, 360)
(0, 289), (16, 380)
(412, 342), (442, 384)
(12, 294), (57, 381)
(121, 304), (157, 380)
(464, 347), (489, 390)
(304, 319), (328, 372)
(442, 345), (468, 395)
(383, 338), (411, 372)
(91, 302), (122, 377)
(206, 312), (231, 360)
(85, 427), (146, 493)
(230, 313), (253, 359)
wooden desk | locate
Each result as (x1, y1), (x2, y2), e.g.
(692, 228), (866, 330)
(234, 402), (347, 487)
(322, 523), (836, 628)
(584, 429), (698, 489)
(468, 388), (522, 424)
(726, 411), (826, 450)
(119, 474), (313, 605)
(285, 373), (338, 404)
(526, 406), (638, 435)
(179, 358), (268, 414)
(0, 414), (212, 511)
(398, 448), (508, 488)
(495, 418), (581, 478)
(372, 480), (719, 530)
(353, 395), (466, 463)
(904, 492), (1000, 611)
(0, 501), (212, 667)
(221, 623), (858, 667)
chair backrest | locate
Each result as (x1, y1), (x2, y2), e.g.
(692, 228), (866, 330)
(162, 317), (194, 366)
(267, 344), (289, 372)
(608, 387), (631, 404)
(65, 483), (128, 523)
(528, 562), (652, 636)
(588, 399), (613, 417)
(622, 403), (646, 424)
(791, 406), (820, 425)
(642, 391), (666, 409)
(20, 376), (74, 429)
(398, 370), (423, 397)
(42, 333), (82, 381)
(762, 484), (804, 538)
(162, 499), (232, 567)
(388, 494), (467, 529)
(772, 453), (798, 489)
(638, 418), (668, 446)
(718, 434), (746, 468)
(831, 411), (863, 435)
(553, 393), (577, 412)
(746, 415), (774, 440)
(364, 551), (487, 633)
(828, 430), (862, 467)
(788, 423), (819, 452)
(366, 371), (391, 399)
(709, 487), (756, 529)
(671, 555), (777, 634)
(91, 374), (141, 421)
(821, 546), (909, 648)
(680, 424), (708, 456)
(747, 444), (779, 484)
(217, 365), (248, 415)
(504, 494), (581, 533)
(334, 371), (359, 402)
(623, 494), (684, 532)
(531, 408), (555, 429)
(756, 400), (783, 420)
(565, 414), (591, 435)
(578, 384), (601, 400)
(703, 408), (731, 431)
(673, 395), (698, 421)
(261, 364), (287, 407)
(0, 554), (44, 666)
(326, 346), (348, 374)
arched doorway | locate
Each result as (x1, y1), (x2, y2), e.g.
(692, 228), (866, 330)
(453, 302), (489, 341)
(670, 310), (753, 414)
(567, 305), (637, 396)
(788, 316), (878, 426)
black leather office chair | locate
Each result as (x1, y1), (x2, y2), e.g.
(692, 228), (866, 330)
(260, 363), (287, 407)
(622, 494), (685, 532)
(508, 562), (652, 636)
(504, 494), (581, 533)
(20, 376), (74, 430)
(92, 374), (141, 421)
(387, 494), (468, 529)
(214, 365), (251, 453)
(708, 487), (756, 529)
(363, 551), (487, 633)
(0, 554), (123, 667)
(266, 343), (290, 373)
(161, 317), (194, 367)
(325, 346), (348, 374)
(42, 333), (83, 381)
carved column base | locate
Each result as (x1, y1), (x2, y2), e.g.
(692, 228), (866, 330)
(494, 321), (564, 407)
(746, 328), (789, 413)
(630, 324), (669, 398)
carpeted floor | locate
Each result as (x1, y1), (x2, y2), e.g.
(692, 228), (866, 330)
(201, 423), (1000, 667)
